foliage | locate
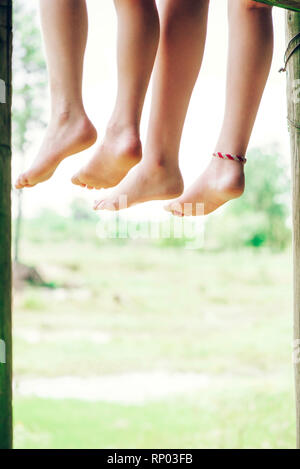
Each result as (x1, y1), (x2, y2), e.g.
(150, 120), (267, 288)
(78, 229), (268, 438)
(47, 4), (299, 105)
(12, 0), (47, 263)
(70, 198), (99, 222)
(13, 0), (46, 154)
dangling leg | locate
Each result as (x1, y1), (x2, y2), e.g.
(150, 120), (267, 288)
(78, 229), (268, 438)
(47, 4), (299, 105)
(15, 0), (97, 189)
(166, 0), (273, 216)
(72, 0), (159, 190)
(95, 0), (209, 210)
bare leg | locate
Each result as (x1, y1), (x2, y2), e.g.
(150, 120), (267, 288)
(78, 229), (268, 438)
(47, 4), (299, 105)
(15, 0), (97, 189)
(72, 0), (159, 190)
(95, 0), (209, 210)
(166, 0), (274, 216)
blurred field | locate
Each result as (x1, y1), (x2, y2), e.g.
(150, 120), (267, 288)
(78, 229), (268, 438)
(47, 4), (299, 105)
(10, 0), (294, 450)
(12, 229), (296, 449)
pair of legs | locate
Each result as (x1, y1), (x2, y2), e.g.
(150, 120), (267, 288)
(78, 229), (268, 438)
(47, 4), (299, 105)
(15, 0), (159, 189)
(94, 0), (273, 215)
(16, 0), (273, 218)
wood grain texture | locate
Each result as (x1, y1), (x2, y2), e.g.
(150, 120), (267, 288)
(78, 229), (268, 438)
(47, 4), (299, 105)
(286, 10), (300, 449)
(254, 0), (300, 11)
(0, 0), (12, 450)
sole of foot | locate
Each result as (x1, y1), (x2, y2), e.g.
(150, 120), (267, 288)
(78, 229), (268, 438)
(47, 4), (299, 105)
(71, 127), (142, 190)
(164, 158), (245, 217)
(15, 114), (97, 189)
(94, 162), (184, 211)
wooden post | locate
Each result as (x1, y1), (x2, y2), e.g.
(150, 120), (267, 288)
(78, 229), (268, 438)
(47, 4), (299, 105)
(254, 0), (300, 11)
(285, 10), (300, 450)
(0, 0), (12, 450)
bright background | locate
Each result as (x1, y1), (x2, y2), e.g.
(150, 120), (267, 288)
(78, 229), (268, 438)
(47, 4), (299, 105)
(11, 0), (296, 449)
(13, 0), (289, 218)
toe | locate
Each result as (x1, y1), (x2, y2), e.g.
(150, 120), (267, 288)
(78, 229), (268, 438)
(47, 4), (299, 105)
(15, 174), (29, 189)
(71, 174), (82, 186)
(72, 171), (100, 190)
(72, 174), (87, 188)
(164, 201), (183, 216)
(164, 203), (173, 213)
(172, 210), (184, 217)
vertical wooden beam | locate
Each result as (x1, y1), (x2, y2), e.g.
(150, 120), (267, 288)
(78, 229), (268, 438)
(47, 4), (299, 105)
(286, 10), (300, 449)
(0, 0), (12, 450)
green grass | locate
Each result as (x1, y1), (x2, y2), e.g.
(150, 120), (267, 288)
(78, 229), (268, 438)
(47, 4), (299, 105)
(13, 239), (296, 448)
(15, 388), (295, 449)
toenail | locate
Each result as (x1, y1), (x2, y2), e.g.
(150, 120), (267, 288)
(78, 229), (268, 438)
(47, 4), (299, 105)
(173, 210), (183, 217)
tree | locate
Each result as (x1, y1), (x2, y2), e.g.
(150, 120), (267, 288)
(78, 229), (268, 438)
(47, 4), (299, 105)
(0, 0), (12, 450)
(12, 0), (46, 262)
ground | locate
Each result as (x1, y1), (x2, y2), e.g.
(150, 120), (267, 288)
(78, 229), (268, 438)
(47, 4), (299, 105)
(13, 237), (295, 449)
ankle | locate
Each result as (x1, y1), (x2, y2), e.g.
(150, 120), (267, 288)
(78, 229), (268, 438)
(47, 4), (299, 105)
(214, 140), (248, 159)
(103, 123), (142, 164)
(210, 158), (245, 196)
(106, 120), (139, 141)
(107, 113), (140, 134)
(144, 154), (180, 173)
(211, 154), (245, 172)
(51, 107), (88, 125)
(48, 110), (97, 147)
(142, 156), (182, 181)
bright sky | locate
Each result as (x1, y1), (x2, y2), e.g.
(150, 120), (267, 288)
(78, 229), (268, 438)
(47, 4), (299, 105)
(13, 0), (290, 220)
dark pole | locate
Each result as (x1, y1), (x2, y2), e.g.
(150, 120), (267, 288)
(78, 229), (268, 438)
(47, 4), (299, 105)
(0, 0), (13, 450)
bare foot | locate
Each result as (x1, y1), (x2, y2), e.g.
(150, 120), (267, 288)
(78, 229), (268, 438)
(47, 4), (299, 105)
(15, 112), (97, 189)
(165, 157), (245, 216)
(94, 161), (184, 211)
(71, 126), (142, 190)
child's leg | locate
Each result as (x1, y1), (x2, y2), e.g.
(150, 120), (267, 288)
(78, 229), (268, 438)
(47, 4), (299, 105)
(15, 0), (97, 189)
(166, 0), (274, 216)
(72, 0), (159, 190)
(95, 0), (209, 209)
